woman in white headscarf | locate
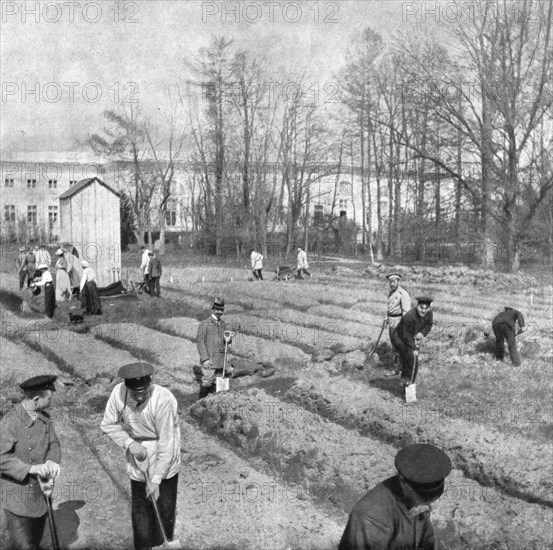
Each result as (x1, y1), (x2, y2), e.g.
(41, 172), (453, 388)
(80, 260), (102, 315)
(54, 248), (71, 302)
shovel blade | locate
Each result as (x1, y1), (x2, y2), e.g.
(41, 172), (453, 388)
(215, 376), (230, 393)
(158, 540), (182, 550)
(405, 383), (417, 403)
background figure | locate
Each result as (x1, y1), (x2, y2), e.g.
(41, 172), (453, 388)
(140, 246), (151, 293)
(492, 307), (525, 366)
(339, 444), (451, 550)
(386, 272), (411, 374)
(35, 244), (51, 268)
(16, 246), (27, 290)
(80, 260), (102, 315)
(32, 263), (56, 318)
(296, 246), (311, 279)
(0, 375), (61, 550)
(147, 251), (162, 297)
(100, 363), (181, 550)
(250, 248), (264, 280)
(54, 248), (72, 302)
(25, 246), (37, 288)
(392, 297), (433, 386)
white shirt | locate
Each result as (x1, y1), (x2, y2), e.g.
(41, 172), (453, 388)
(36, 249), (51, 267)
(100, 383), (181, 484)
(140, 250), (151, 275)
(297, 249), (309, 269)
(250, 251), (263, 270)
(79, 267), (96, 291)
(34, 270), (53, 286)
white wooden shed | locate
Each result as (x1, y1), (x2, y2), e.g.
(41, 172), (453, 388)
(59, 177), (121, 288)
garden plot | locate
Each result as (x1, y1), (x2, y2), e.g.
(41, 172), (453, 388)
(157, 316), (311, 368)
(23, 329), (137, 380)
(190, 388), (553, 549)
(283, 370), (553, 506)
(90, 323), (199, 391)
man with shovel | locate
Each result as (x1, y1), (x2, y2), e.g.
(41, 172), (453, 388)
(0, 375), (61, 550)
(196, 297), (235, 399)
(101, 363), (181, 550)
(392, 297), (434, 388)
(385, 272), (411, 375)
(492, 307), (525, 366)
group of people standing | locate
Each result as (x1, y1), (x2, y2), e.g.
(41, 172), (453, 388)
(16, 244), (102, 318)
(140, 247), (163, 297)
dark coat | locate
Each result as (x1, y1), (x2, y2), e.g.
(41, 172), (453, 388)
(196, 317), (227, 370)
(395, 308), (433, 349)
(492, 308), (524, 331)
(149, 257), (162, 278)
(0, 404), (61, 517)
(338, 476), (436, 550)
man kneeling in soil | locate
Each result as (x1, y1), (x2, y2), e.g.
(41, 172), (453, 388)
(339, 443), (452, 550)
(492, 307), (525, 366)
(101, 363), (181, 550)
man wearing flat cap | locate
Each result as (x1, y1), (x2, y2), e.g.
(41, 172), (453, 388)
(0, 375), (61, 549)
(385, 273), (411, 374)
(100, 363), (181, 550)
(339, 443), (451, 550)
(492, 307), (525, 366)
(392, 297), (434, 386)
(196, 297), (234, 399)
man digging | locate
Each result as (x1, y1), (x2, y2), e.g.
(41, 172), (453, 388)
(492, 306), (525, 366)
(101, 363), (181, 550)
(196, 297), (235, 399)
(392, 296), (434, 389)
(385, 272), (411, 376)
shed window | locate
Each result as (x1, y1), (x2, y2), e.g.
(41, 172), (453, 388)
(4, 178), (14, 187)
(48, 179), (57, 189)
(27, 179), (37, 188)
(69, 180), (77, 186)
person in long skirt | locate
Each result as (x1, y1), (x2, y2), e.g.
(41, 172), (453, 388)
(80, 260), (102, 315)
(54, 248), (71, 302)
(32, 263), (55, 318)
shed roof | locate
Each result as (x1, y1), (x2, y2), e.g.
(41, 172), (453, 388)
(58, 177), (120, 200)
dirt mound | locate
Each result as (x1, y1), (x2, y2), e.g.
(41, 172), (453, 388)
(363, 263), (542, 291)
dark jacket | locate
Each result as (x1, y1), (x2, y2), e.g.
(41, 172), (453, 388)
(396, 307), (433, 349)
(339, 476), (436, 550)
(197, 317), (227, 370)
(492, 308), (524, 331)
(149, 257), (162, 278)
(0, 404), (61, 517)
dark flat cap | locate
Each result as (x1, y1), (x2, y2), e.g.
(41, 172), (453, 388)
(212, 297), (225, 310)
(395, 444), (451, 488)
(20, 375), (57, 392)
(118, 362), (154, 389)
(386, 272), (402, 280)
(415, 296), (433, 304)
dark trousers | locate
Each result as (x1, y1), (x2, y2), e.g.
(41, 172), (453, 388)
(148, 277), (161, 297)
(252, 269), (263, 280)
(130, 474), (178, 550)
(492, 322), (521, 366)
(44, 283), (55, 318)
(297, 268), (311, 279)
(4, 510), (47, 550)
(19, 271), (28, 291)
(391, 333), (418, 383)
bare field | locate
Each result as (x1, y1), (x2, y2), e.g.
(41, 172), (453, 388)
(1, 262), (552, 549)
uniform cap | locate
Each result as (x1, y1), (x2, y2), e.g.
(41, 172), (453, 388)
(386, 272), (402, 280)
(415, 296), (433, 305)
(118, 362), (155, 389)
(37, 263), (49, 270)
(395, 444), (451, 500)
(212, 297), (225, 311)
(20, 375), (57, 392)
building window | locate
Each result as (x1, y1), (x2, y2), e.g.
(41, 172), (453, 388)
(165, 202), (177, 227)
(4, 178), (14, 187)
(27, 179), (37, 188)
(48, 206), (58, 225)
(69, 180), (77, 186)
(48, 179), (57, 189)
(4, 205), (15, 222)
(27, 205), (37, 224)
(314, 204), (324, 224)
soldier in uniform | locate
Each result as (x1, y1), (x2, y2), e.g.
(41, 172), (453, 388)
(0, 375), (61, 550)
(339, 443), (452, 550)
(492, 307), (525, 366)
(392, 297), (434, 386)
(196, 297), (234, 399)
(101, 363), (181, 550)
(385, 272), (411, 375)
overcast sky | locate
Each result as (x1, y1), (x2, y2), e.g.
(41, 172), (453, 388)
(1, 0), (448, 152)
